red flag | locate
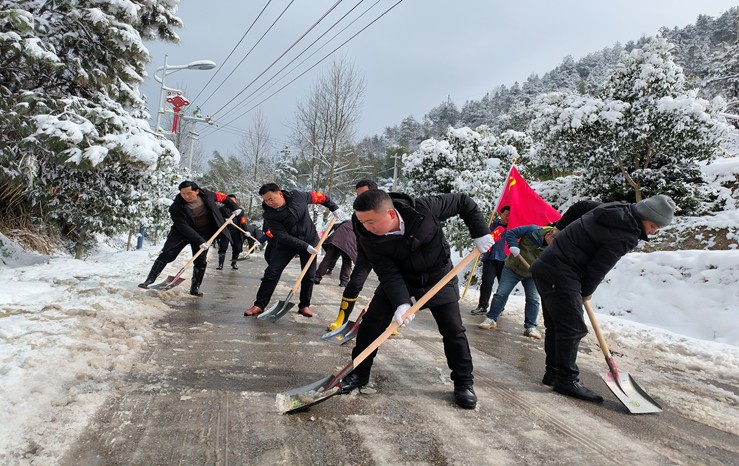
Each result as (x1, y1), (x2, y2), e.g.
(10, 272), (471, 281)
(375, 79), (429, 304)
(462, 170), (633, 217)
(496, 166), (561, 230)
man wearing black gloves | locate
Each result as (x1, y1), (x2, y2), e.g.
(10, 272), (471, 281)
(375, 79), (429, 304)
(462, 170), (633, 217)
(138, 181), (241, 296)
(337, 189), (494, 409)
(244, 183), (345, 318)
(530, 194), (676, 403)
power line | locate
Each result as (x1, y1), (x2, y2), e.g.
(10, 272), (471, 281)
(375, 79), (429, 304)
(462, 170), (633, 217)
(212, 0), (405, 133)
(210, 0), (344, 118)
(212, 0), (373, 125)
(189, 0), (274, 108)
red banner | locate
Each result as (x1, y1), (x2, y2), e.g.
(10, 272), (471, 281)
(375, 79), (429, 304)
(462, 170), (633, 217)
(496, 166), (561, 230)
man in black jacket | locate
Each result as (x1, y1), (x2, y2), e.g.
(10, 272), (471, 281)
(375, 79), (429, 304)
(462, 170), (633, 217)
(138, 181), (241, 296)
(337, 189), (494, 409)
(244, 183), (344, 318)
(530, 195), (676, 402)
(216, 194), (247, 270)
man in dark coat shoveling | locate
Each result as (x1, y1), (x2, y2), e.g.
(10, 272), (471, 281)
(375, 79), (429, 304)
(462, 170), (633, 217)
(530, 194), (677, 403)
(138, 181), (241, 296)
(243, 183), (344, 318)
(337, 189), (494, 409)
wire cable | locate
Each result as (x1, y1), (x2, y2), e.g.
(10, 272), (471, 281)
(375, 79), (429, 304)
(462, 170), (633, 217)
(210, 0), (344, 117)
(189, 0), (273, 107)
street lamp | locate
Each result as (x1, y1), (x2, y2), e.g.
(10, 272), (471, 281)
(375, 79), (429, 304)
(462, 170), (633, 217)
(153, 54), (216, 132)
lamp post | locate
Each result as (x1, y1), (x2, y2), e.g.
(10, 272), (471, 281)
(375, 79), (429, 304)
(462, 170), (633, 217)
(153, 54), (216, 133)
(138, 55), (216, 250)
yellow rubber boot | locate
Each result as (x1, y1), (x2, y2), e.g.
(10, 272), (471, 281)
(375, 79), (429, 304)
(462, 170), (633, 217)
(328, 297), (356, 331)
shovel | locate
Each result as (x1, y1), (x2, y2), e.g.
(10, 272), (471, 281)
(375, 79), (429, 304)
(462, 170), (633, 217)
(321, 300), (370, 345)
(237, 233), (260, 261)
(583, 300), (662, 414)
(258, 216), (337, 322)
(277, 249), (480, 413)
(150, 212), (237, 291)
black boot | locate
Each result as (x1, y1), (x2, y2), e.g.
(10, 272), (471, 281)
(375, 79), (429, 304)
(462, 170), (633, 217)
(216, 253), (225, 270)
(190, 266), (206, 296)
(454, 384), (477, 409)
(231, 259), (238, 270)
(337, 372), (369, 394)
(138, 260), (167, 289)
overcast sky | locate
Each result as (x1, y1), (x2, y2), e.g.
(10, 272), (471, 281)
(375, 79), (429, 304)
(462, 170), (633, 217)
(142, 0), (739, 159)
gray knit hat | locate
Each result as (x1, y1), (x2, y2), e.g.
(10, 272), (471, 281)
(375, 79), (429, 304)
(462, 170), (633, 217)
(634, 195), (677, 227)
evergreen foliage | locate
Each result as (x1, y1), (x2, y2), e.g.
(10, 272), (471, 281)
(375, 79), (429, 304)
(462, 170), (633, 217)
(0, 0), (182, 256)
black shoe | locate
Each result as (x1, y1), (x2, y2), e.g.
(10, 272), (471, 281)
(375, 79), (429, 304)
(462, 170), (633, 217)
(313, 277), (322, 284)
(553, 380), (603, 403)
(470, 306), (487, 315)
(231, 261), (238, 270)
(542, 370), (556, 386)
(337, 373), (369, 394)
(453, 384), (477, 409)
(339, 281), (348, 287)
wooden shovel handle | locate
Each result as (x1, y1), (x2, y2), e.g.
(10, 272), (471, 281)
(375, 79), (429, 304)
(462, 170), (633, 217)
(289, 215), (337, 294)
(583, 300), (612, 358)
(177, 212), (237, 273)
(516, 254), (531, 269)
(351, 249), (481, 368)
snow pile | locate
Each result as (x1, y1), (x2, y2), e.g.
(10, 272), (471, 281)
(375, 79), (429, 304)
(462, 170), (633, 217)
(0, 247), (172, 462)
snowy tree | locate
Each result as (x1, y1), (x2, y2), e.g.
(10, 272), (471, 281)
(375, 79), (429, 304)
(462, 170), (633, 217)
(529, 38), (729, 211)
(0, 0), (182, 256)
(403, 126), (523, 252)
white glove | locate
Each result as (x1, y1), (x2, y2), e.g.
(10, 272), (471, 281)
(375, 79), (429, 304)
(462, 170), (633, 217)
(306, 245), (318, 255)
(393, 303), (414, 327)
(199, 242), (209, 250)
(332, 208), (346, 222)
(509, 246), (521, 257)
(473, 234), (495, 253)
(245, 231), (254, 239)
(232, 209), (242, 216)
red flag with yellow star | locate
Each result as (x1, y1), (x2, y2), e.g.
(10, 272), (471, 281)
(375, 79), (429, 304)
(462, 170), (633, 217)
(496, 165), (561, 229)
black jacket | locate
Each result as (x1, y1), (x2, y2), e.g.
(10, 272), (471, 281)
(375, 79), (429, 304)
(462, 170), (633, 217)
(262, 190), (339, 251)
(530, 202), (647, 297)
(168, 188), (238, 244)
(556, 200), (602, 231)
(353, 193), (489, 308)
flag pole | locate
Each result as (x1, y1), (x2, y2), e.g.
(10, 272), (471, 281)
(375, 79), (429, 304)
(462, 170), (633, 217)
(461, 162), (517, 301)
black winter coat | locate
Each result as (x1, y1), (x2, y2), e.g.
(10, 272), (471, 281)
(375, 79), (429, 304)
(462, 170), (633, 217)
(168, 188), (237, 244)
(262, 190), (338, 251)
(530, 202), (647, 297)
(353, 192), (489, 309)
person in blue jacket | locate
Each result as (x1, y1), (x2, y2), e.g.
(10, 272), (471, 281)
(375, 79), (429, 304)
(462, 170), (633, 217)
(471, 206), (510, 315)
(478, 224), (556, 339)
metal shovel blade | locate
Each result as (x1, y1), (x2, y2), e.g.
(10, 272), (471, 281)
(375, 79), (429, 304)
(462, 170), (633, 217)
(258, 293), (295, 322)
(276, 374), (341, 414)
(149, 275), (185, 291)
(601, 371), (662, 414)
(321, 321), (351, 340)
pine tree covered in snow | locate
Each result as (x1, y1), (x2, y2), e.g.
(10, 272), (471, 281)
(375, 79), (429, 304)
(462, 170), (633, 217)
(403, 126), (528, 252)
(0, 0), (182, 256)
(529, 38), (729, 211)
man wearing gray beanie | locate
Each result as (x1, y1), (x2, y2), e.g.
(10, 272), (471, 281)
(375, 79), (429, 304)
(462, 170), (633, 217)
(530, 194), (676, 403)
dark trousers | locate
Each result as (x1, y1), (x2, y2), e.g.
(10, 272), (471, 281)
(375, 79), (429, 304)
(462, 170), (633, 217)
(156, 233), (210, 268)
(254, 246), (316, 309)
(343, 255), (372, 300)
(478, 259), (505, 309)
(533, 276), (588, 383)
(315, 244), (353, 283)
(217, 230), (243, 260)
(350, 287), (474, 386)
